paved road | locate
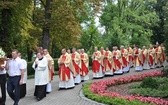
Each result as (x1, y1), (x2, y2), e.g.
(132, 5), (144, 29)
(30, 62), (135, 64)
(6, 68), (162, 105)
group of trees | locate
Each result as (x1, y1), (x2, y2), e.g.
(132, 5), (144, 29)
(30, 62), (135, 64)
(0, 0), (168, 61)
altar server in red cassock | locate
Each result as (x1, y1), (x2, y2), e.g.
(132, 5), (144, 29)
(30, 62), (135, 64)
(71, 48), (81, 85)
(155, 43), (163, 67)
(58, 49), (75, 89)
(133, 45), (143, 71)
(100, 47), (106, 72)
(142, 46), (150, 70)
(112, 46), (123, 74)
(148, 44), (156, 69)
(127, 46), (134, 67)
(80, 49), (89, 81)
(103, 47), (113, 76)
(92, 47), (104, 78)
(120, 46), (129, 73)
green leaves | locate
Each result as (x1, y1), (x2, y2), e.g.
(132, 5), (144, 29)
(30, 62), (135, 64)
(100, 0), (158, 47)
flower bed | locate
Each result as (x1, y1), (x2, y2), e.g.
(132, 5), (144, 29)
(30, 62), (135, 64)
(129, 77), (168, 98)
(83, 70), (168, 105)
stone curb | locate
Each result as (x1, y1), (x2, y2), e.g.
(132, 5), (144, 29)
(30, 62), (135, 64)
(79, 84), (105, 105)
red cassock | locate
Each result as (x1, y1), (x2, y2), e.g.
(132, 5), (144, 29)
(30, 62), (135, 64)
(113, 51), (121, 70)
(92, 52), (101, 73)
(161, 48), (166, 62)
(128, 55), (134, 62)
(121, 49), (128, 67)
(149, 55), (154, 65)
(59, 55), (70, 81)
(134, 49), (142, 66)
(142, 51), (146, 64)
(80, 55), (89, 76)
(72, 53), (80, 74)
(103, 51), (112, 70)
(50, 68), (55, 80)
(92, 60), (101, 73)
(127, 47), (133, 62)
(155, 48), (159, 60)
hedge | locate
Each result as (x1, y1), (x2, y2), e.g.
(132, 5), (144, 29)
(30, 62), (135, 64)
(83, 83), (152, 105)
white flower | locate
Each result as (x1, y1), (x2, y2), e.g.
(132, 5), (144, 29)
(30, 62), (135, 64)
(0, 48), (5, 58)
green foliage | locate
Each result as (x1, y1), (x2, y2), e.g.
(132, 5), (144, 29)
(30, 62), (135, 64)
(80, 20), (105, 54)
(100, 0), (158, 47)
(164, 1), (168, 56)
(129, 77), (168, 98)
(140, 77), (158, 89)
(130, 35), (151, 48)
(151, 0), (168, 44)
(130, 88), (168, 98)
(0, 0), (34, 55)
(162, 65), (168, 77)
(83, 83), (153, 105)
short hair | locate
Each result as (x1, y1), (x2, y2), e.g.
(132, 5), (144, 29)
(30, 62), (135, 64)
(43, 49), (48, 52)
(12, 49), (19, 54)
(18, 52), (21, 56)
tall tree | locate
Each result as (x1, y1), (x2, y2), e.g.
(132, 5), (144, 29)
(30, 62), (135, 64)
(0, 0), (17, 53)
(151, 0), (167, 44)
(100, 0), (158, 47)
(80, 19), (104, 54)
(164, 1), (168, 55)
(34, 0), (104, 52)
(0, 0), (34, 56)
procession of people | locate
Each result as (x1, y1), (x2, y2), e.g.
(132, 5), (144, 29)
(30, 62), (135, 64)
(0, 43), (167, 105)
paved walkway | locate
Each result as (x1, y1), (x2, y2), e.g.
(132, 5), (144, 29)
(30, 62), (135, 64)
(6, 68), (162, 105)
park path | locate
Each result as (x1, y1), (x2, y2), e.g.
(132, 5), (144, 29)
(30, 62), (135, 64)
(6, 68), (162, 105)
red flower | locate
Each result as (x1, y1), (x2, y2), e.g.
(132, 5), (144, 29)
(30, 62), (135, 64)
(89, 70), (167, 105)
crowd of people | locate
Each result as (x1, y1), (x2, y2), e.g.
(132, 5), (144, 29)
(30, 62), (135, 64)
(91, 43), (167, 79)
(0, 42), (167, 105)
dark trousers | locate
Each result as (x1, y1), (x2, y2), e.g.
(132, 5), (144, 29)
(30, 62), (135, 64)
(0, 74), (6, 105)
(7, 76), (21, 105)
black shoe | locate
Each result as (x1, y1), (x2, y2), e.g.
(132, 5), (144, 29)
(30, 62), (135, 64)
(75, 83), (79, 85)
(46, 92), (50, 94)
(13, 103), (18, 105)
(59, 88), (65, 90)
(67, 87), (75, 89)
(36, 97), (41, 101)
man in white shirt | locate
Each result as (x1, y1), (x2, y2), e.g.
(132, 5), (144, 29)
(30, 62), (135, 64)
(0, 58), (7, 105)
(6, 49), (24, 105)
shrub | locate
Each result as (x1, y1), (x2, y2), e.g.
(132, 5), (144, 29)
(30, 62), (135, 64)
(129, 87), (168, 98)
(162, 65), (168, 77)
(130, 77), (168, 98)
(140, 77), (158, 89)
(27, 61), (34, 76)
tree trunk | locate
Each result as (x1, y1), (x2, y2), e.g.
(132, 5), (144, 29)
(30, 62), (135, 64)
(41, 0), (52, 49)
(27, 43), (33, 61)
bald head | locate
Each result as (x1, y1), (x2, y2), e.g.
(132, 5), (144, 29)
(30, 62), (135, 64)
(62, 48), (66, 54)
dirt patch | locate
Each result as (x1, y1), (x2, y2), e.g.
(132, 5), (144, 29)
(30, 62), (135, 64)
(107, 82), (168, 100)
(107, 82), (140, 96)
